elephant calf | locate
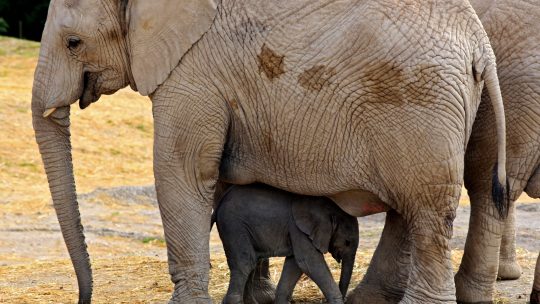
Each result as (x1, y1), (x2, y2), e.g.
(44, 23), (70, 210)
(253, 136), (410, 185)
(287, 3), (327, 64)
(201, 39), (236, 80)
(213, 184), (359, 304)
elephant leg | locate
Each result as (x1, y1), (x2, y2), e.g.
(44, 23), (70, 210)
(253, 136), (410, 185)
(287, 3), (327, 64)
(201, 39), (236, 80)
(347, 210), (411, 304)
(243, 258), (276, 304)
(455, 195), (505, 303)
(224, 259), (258, 304)
(532, 253), (540, 304)
(290, 224), (343, 304)
(399, 185), (461, 304)
(497, 199), (521, 280)
(152, 98), (229, 303)
(275, 256), (303, 304)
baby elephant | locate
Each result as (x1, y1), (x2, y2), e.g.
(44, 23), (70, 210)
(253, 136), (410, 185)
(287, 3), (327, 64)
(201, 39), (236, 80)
(214, 183), (359, 304)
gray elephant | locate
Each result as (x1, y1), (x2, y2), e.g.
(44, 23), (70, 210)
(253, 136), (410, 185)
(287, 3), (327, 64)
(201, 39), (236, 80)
(32, 0), (507, 303)
(213, 184), (359, 304)
(347, 1), (540, 303)
(455, 0), (540, 302)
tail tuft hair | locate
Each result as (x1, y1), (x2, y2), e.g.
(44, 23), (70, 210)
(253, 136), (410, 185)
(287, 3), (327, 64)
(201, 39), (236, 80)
(492, 163), (510, 219)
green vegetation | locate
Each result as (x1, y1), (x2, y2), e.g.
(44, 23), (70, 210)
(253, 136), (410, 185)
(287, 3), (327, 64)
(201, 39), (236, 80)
(0, 35), (39, 57)
(0, 0), (50, 41)
(142, 237), (166, 245)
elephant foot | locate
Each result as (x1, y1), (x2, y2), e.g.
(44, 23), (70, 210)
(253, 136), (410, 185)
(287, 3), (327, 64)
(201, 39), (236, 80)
(222, 294), (243, 304)
(531, 289), (540, 304)
(346, 283), (403, 304)
(454, 272), (493, 304)
(496, 259), (521, 280)
(169, 293), (212, 304)
(243, 277), (276, 304)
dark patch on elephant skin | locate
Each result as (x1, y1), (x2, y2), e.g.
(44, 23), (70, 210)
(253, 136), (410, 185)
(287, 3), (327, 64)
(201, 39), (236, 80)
(257, 44), (285, 80)
(298, 65), (336, 91)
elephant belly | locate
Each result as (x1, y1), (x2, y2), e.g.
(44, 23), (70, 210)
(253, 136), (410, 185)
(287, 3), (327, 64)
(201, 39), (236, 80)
(328, 190), (390, 217)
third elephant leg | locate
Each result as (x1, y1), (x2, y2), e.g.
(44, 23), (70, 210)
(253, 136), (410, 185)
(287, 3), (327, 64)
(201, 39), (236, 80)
(347, 210), (411, 304)
(497, 201), (522, 280)
(455, 195), (508, 303)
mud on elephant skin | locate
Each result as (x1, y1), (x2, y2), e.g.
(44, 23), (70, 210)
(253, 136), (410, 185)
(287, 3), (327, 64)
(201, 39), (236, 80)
(33, 0), (506, 303)
(213, 184), (358, 304)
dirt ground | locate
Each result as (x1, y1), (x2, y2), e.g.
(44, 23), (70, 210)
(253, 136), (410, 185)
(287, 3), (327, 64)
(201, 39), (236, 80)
(0, 185), (538, 303)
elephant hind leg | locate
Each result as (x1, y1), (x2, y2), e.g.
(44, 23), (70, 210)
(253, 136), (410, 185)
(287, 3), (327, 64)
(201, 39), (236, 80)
(398, 184), (462, 304)
(244, 258), (276, 304)
(222, 246), (258, 304)
(347, 210), (411, 304)
(497, 199), (521, 280)
(455, 195), (506, 303)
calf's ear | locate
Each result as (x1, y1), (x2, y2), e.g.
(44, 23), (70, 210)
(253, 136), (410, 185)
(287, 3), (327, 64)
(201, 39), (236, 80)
(292, 199), (333, 253)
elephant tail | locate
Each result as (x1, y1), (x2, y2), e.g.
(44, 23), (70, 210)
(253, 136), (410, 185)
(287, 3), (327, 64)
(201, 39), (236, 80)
(480, 58), (509, 218)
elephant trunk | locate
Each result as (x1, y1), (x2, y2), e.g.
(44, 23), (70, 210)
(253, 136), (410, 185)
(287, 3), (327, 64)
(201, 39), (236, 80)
(32, 63), (92, 304)
(338, 250), (356, 299)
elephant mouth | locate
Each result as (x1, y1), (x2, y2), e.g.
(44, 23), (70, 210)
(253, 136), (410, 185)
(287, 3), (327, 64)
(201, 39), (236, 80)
(79, 72), (100, 109)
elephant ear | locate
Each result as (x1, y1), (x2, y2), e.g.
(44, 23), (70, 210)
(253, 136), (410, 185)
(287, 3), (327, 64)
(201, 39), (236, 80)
(126, 0), (217, 96)
(292, 199), (334, 254)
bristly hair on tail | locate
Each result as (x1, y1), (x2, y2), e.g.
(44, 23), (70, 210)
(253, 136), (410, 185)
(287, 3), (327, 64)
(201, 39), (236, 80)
(492, 163), (510, 219)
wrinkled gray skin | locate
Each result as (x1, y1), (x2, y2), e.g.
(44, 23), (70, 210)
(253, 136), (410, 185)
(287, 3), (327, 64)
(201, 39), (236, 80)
(32, 0), (507, 303)
(348, 1), (540, 303)
(214, 184), (359, 304)
(456, 1), (540, 302)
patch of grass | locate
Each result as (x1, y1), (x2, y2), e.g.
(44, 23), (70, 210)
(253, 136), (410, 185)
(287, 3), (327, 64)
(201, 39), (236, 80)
(142, 237), (165, 245)
(135, 123), (148, 133)
(0, 36), (40, 58)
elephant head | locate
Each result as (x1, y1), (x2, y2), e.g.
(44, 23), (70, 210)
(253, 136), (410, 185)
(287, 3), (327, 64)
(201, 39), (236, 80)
(292, 198), (359, 299)
(32, 0), (217, 302)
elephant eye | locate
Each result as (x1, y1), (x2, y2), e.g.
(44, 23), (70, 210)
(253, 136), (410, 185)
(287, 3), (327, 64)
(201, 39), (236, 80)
(67, 37), (82, 50)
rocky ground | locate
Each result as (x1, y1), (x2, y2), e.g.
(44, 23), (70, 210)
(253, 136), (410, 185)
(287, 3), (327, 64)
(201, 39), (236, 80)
(0, 185), (538, 303)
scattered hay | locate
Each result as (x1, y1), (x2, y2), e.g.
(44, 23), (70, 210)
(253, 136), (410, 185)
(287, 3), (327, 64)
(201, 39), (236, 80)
(2, 248), (535, 303)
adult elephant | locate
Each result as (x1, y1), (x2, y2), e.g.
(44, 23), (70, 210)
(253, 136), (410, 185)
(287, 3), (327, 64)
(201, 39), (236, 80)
(348, 1), (540, 303)
(454, 0), (540, 302)
(32, 0), (507, 303)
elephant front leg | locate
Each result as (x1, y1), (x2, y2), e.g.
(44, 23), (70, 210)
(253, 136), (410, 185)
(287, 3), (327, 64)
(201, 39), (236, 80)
(289, 224), (343, 304)
(275, 256), (303, 304)
(497, 200), (521, 280)
(454, 195), (505, 303)
(347, 210), (411, 304)
(153, 99), (229, 304)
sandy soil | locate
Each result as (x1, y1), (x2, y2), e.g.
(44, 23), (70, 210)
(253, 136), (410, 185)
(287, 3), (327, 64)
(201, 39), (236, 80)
(0, 185), (538, 303)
